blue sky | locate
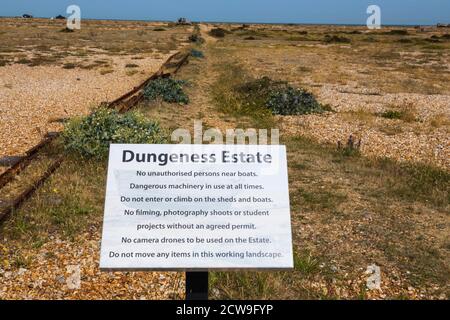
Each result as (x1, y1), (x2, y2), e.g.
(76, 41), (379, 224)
(1, 0), (449, 25)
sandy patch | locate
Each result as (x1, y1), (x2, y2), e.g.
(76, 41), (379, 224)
(0, 53), (172, 157)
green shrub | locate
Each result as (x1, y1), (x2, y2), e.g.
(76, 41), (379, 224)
(266, 87), (323, 115)
(143, 78), (189, 104)
(60, 27), (74, 33)
(62, 108), (166, 159)
(323, 35), (351, 43)
(384, 29), (408, 35)
(380, 110), (403, 119)
(236, 76), (288, 107)
(190, 49), (205, 58)
(209, 28), (227, 38)
(235, 76), (324, 116)
(346, 30), (362, 35)
(189, 33), (205, 44)
(337, 135), (361, 157)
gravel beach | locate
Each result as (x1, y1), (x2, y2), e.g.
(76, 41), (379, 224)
(0, 54), (171, 158)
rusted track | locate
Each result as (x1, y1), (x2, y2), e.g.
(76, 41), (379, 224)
(0, 49), (191, 224)
(0, 51), (190, 192)
(0, 156), (64, 223)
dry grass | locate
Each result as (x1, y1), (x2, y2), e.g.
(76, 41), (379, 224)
(429, 113), (450, 129)
(1, 143), (107, 242)
(221, 25), (450, 95)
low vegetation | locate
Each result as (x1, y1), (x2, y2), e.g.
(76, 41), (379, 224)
(324, 34), (351, 43)
(378, 105), (417, 122)
(384, 29), (409, 36)
(143, 77), (190, 104)
(266, 86), (324, 115)
(62, 108), (166, 159)
(235, 75), (324, 115)
(212, 59), (326, 127)
(211, 63), (274, 127)
(190, 49), (205, 58)
(336, 135), (361, 157)
(188, 33), (205, 44)
(59, 27), (75, 33)
(209, 28), (228, 38)
(212, 134), (449, 299)
(125, 63), (139, 68)
(2, 20), (449, 300)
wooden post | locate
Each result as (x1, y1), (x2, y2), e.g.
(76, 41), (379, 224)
(185, 272), (209, 300)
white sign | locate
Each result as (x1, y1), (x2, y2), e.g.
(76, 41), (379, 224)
(99, 144), (293, 270)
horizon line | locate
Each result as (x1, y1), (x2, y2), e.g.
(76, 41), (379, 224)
(0, 15), (443, 27)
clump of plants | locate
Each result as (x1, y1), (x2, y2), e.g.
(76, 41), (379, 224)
(384, 29), (408, 36)
(337, 135), (361, 157)
(378, 105), (416, 122)
(62, 63), (77, 69)
(380, 110), (404, 119)
(267, 87), (323, 115)
(190, 49), (205, 58)
(60, 27), (74, 33)
(143, 78), (189, 104)
(236, 76), (287, 106)
(125, 63), (139, 68)
(62, 108), (166, 159)
(188, 33), (205, 44)
(236, 76), (324, 116)
(209, 28), (227, 38)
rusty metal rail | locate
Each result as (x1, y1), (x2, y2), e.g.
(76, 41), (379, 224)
(0, 156), (64, 223)
(0, 49), (191, 223)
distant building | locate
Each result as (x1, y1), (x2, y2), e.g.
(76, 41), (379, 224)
(22, 14), (33, 19)
(55, 15), (66, 20)
(177, 17), (192, 25)
(437, 23), (450, 28)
